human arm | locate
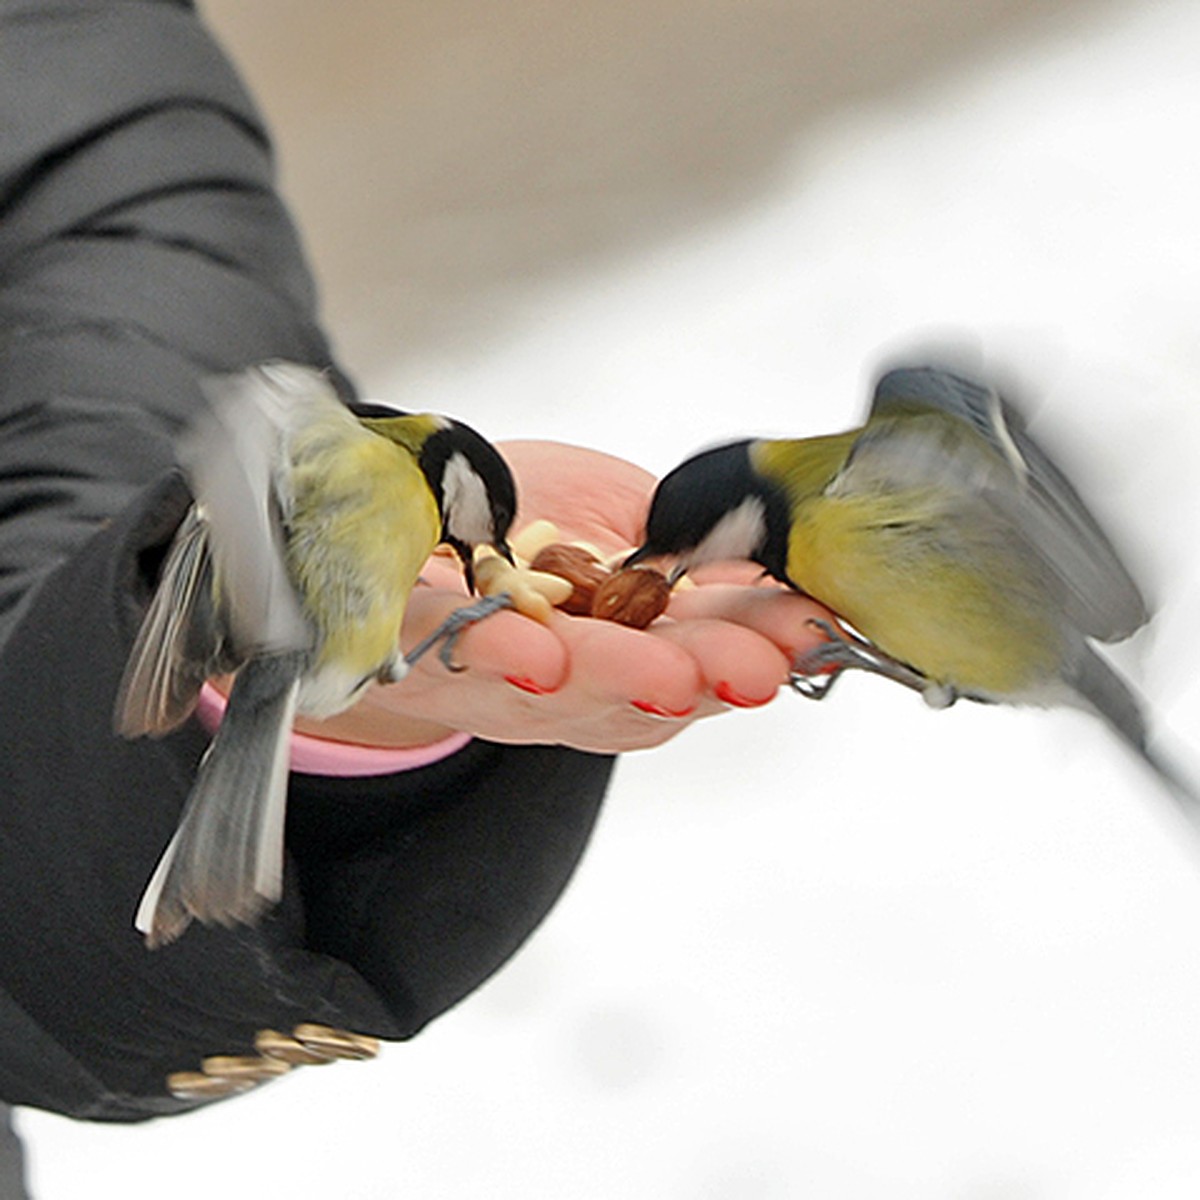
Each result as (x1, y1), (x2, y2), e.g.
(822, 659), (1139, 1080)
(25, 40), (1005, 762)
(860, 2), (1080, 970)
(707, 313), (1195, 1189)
(0, 0), (830, 1123)
(0, 0), (614, 1120)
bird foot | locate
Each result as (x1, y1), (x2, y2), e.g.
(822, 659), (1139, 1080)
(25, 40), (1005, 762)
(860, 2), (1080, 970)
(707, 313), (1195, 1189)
(404, 593), (514, 673)
(790, 618), (937, 701)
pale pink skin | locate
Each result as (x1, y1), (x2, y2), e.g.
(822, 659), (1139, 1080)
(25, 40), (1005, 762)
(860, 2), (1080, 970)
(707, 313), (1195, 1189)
(294, 440), (832, 755)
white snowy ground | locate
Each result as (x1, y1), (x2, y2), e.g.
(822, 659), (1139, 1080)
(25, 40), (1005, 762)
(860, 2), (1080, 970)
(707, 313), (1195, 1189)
(21, 0), (1200, 1196)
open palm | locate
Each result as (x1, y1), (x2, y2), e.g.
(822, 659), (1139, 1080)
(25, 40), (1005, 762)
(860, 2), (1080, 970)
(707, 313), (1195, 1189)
(297, 441), (832, 753)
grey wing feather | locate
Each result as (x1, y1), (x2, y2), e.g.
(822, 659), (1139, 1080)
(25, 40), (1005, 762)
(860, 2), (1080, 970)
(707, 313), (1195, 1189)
(868, 366), (1148, 641)
(182, 363), (319, 657)
(1006, 424), (1147, 640)
(114, 508), (226, 737)
(872, 366), (1007, 449)
(135, 652), (303, 948)
(115, 363), (323, 737)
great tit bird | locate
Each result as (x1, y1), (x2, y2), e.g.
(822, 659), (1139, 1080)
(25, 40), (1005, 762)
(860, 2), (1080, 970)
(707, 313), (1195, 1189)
(115, 361), (516, 947)
(628, 364), (1196, 806)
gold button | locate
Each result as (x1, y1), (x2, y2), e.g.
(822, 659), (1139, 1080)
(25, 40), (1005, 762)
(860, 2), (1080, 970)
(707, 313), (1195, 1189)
(292, 1023), (380, 1061)
(255, 1028), (338, 1066)
(200, 1054), (293, 1083)
(167, 1070), (257, 1101)
(167, 1023), (380, 1101)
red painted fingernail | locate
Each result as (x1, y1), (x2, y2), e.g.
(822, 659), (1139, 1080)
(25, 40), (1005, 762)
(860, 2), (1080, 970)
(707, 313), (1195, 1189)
(505, 675), (557, 695)
(714, 681), (773, 708)
(631, 699), (696, 718)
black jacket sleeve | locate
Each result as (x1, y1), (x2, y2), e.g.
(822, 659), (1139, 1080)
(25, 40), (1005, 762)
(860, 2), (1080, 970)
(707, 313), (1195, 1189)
(0, 0), (613, 1122)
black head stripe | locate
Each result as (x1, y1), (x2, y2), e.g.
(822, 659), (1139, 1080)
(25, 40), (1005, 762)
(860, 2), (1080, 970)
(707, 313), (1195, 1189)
(419, 421), (516, 543)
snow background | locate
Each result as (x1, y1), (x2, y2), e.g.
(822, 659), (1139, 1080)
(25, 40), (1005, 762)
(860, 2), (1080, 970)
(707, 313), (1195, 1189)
(20, 0), (1200, 1195)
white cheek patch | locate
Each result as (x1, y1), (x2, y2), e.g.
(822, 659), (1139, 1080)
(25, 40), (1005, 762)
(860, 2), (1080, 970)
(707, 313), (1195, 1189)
(689, 496), (767, 566)
(442, 452), (493, 545)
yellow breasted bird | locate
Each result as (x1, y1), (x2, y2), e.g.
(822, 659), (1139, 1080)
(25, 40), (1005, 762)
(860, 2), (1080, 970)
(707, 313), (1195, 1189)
(628, 364), (1196, 807)
(115, 362), (516, 947)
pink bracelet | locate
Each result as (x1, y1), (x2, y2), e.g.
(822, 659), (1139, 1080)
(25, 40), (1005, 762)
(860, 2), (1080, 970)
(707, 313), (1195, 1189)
(195, 683), (472, 778)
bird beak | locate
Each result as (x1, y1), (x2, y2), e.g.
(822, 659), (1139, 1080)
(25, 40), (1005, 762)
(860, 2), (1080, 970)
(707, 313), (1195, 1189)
(494, 539), (515, 566)
(624, 545), (688, 587)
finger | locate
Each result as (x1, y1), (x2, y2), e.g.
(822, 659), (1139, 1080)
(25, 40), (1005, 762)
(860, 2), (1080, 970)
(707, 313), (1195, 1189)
(557, 614), (704, 717)
(666, 584), (834, 658)
(401, 589), (569, 693)
(651, 618), (789, 707)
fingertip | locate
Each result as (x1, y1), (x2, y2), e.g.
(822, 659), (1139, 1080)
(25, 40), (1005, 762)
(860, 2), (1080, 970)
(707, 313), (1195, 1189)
(565, 618), (704, 714)
(713, 680), (776, 709)
(504, 674), (560, 696)
(651, 615), (789, 708)
(404, 593), (569, 693)
(456, 610), (570, 692)
(630, 699), (697, 719)
(667, 584), (834, 659)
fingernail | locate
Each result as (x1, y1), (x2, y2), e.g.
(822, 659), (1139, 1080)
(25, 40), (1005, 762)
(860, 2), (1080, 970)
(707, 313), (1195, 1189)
(505, 674), (558, 695)
(714, 681), (773, 708)
(631, 699), (696, 718)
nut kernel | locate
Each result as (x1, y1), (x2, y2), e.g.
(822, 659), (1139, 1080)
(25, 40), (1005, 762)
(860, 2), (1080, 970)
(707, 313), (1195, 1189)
(509, 519), (562, 564)
(474, 546), (572, 622)
(529, 543), (609, 615)
(590, 567), (671, 629)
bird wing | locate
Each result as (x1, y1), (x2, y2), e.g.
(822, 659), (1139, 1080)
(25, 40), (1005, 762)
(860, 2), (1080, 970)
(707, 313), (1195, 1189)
(114, 364), (323, 737)
(114, 505), (228, 735)
(185, 363), (320, 657)
(853, 366), (1148, 642)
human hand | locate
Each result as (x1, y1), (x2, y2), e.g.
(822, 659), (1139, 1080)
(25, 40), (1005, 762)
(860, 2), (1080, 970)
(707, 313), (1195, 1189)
(296, 440), (832, 754)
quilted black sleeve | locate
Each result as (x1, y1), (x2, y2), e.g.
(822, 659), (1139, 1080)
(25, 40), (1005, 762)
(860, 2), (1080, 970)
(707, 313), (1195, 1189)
(0, 0), (613, 1121)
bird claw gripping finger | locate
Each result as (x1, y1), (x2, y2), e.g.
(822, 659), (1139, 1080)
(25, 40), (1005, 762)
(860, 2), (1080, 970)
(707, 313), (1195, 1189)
(404, 593), (515, 673)
(790, 618), (936, 701)
(403, 547), (575, 674)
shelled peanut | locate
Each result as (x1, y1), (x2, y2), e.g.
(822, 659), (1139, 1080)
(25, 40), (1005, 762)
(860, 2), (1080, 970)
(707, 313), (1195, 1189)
(477, 521), (673, 630)
(472, 546), (572, 624)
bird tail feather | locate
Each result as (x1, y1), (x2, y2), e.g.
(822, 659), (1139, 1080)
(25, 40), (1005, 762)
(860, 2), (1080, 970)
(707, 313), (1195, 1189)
(135, 652), (304, 948)
(1065, 644), (1200, 815)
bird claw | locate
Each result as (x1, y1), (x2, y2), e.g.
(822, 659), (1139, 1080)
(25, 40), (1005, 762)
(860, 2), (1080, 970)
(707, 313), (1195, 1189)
(789, 669), (841, 701)
(404, 593), (515, 673)
(789, 618), (934, 700)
